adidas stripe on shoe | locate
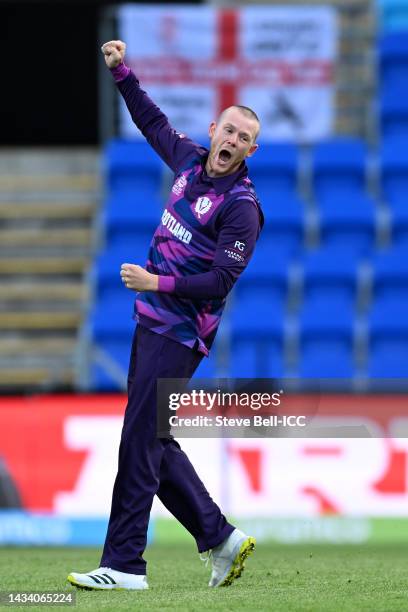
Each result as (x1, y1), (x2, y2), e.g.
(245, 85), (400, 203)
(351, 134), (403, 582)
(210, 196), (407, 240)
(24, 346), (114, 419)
(67, 567), (148, 590)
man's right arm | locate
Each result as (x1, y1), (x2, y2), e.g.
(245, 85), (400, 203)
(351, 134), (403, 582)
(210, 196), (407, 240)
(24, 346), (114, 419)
(101, 40), (200, 172)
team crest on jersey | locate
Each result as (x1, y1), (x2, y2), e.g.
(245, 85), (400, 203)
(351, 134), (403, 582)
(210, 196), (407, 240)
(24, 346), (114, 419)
(194, 197), (212, 219)
(172, 175), (187, 196)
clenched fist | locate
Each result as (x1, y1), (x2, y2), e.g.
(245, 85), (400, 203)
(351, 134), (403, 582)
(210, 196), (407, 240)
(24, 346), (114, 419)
(101, 40), (126, 69)
(120, 263), (159, 292)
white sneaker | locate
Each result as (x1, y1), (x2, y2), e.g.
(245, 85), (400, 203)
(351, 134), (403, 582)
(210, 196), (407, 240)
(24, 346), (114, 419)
(67, 567), (148, 590)
(206, 529), (256, 587)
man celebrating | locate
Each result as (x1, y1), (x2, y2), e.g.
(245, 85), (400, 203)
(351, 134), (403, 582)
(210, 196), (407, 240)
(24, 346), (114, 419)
(68, 39), (263, 591)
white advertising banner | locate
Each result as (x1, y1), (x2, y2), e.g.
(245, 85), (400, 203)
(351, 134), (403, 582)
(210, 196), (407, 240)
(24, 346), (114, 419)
(118, 4), (338, 142)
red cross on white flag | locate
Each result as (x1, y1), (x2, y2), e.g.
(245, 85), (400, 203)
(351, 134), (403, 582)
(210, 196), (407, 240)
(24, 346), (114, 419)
(119, 5), (338, 142)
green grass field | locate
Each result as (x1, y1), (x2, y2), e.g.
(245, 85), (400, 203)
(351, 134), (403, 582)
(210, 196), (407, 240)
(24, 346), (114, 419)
(0, 542), (407, 611)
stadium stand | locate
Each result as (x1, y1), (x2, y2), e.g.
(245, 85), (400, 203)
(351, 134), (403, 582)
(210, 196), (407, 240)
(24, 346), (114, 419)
(0, 151), (97, 391)
(62, 8), (408, 389)
(247, 142), (299, 201)
(379, 31), (408, 90)
(312, 138), (368, 201)
(91, 124), (404, 387)
(261, 193), (305, 260)
(379, 0), (408, 30)
(300, 246), (360, 307)
(390, 199), (408, 246)
(318, 194), (377, 256)
(367, 298), (408, 377)
(379, 87), (408, 139)
(105, 138), (164, 196)
(297, 297), (355, 378)
(86, 140), (167, 389)
(235, 242), (291, 307)
(371, 245), (408, 303)
(380, 136), (408, 202)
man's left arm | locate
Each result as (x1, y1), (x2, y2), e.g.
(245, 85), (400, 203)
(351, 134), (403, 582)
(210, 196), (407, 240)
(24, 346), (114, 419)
(121, 199), (261, 299)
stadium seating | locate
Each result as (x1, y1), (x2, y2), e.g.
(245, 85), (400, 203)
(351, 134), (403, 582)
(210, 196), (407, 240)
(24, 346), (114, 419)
(103, 140), (163, 247)
(380, 0), (408, 30)
(93, 61), (408, 390)
(381, 136), (408, 202)
(297, 297), (355, 378)
(237, 240), (291, 305)
(230, 338), (285, 378)
(105, 139), (165, 195)
(379, 86), (408, 139)
(301, 246), (360, 306)
(93, 245), (149, 302)
(104, 191), (160, 246)
(90, 245), (145, 389)
(379, 31), (408, 90)
(260, 194), (305, 259)
(317, 194), (376, 256)
(389, 199), (408, 245)
(229, 296), (285, 377)
(367, 298), (408, 377)
(90, 300), (136, 390)
(312, 138), (367, 200)
(246, 142), (299, 203)
(371, 245), (408, 302)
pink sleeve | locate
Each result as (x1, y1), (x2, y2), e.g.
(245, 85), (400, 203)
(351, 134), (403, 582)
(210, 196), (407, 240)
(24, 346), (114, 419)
(158, 276), (176, 293)
(110, 62), (131, 83)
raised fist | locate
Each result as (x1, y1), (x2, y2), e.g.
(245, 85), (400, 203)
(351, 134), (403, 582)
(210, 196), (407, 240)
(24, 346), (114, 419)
(101, 40), (126, 69)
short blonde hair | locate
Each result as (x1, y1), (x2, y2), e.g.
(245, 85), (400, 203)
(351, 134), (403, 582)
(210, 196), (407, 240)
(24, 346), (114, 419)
(218, 105), (260, 140)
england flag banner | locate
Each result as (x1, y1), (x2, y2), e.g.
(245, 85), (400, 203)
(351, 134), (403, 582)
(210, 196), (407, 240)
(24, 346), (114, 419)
(118, 5), (338, 142)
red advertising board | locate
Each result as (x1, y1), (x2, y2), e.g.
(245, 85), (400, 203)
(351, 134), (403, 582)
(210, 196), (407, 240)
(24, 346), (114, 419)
(1, 394), (408, 517)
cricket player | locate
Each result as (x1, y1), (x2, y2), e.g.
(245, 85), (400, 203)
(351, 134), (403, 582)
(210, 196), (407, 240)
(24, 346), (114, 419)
(68, 39), (264, 591)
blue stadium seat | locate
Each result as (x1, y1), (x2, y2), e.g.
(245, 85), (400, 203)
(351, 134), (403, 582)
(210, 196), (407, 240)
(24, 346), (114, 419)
(390, 198), (408, 245)
(297, 297), (355, 378)
(381, 136), (408, 202)
(379, 31), (408, 90)
(247, 142), (298, 203)
(229, 296), (285, 377)
(312, 138), (367, 200)
(237, 241), (291, 306)
(105, 139), (164, 195)
(261, 194), (305, 259)
(94, 246), (149, 303)
(230, 338), (284, 378)
(91, 302), (136, 342)
(380, 86), (408, 138)
(230, 295), (285, 337)
(380, 1), (408, 30)
(301, 247), (359, 306)
(92, 339), (132, 391)
(368, 298), (408, 377)
(372, 245), (408, 302)
(318, 194), (376, 256)
(104, 191), (160, 248)
(90, 302), (136, 390)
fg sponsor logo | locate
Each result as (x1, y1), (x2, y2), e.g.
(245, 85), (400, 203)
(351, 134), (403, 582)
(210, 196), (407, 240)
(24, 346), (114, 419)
(234, 241), (246, 252)
(194, 196), (212, 219)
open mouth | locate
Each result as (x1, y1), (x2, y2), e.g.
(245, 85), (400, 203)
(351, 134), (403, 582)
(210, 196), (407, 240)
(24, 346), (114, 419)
(218, 149), (232, 164)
